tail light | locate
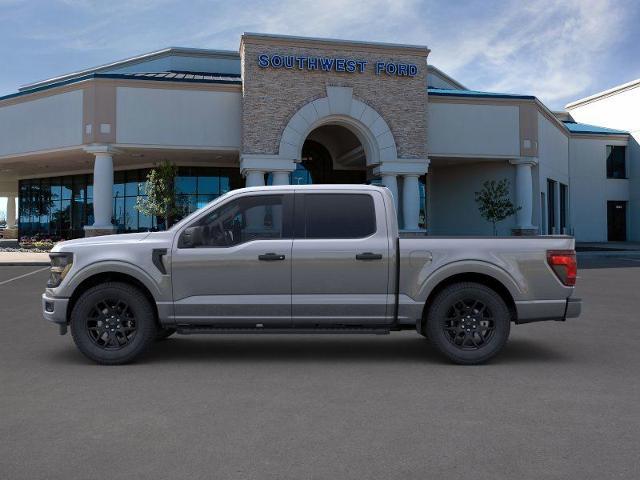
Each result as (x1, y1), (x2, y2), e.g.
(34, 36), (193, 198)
(547, 250), (577, 286)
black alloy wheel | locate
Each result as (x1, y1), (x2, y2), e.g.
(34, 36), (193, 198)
(442, 298), (496, 350)
(425, 282), (510, 365)
(86, 299), (137, 350)
(70, 282), (157, 365)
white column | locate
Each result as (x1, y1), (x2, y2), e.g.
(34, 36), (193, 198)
(6, 195), (16, 229)
(84, 146), (117, 235)
(92, 153), (114, 228)
(510, 158), (537, 231)
(381, 174), (398, 213)
(271, 171), (290, 186)
(402, 174), (421, 231)
(245, 170), (265, 187)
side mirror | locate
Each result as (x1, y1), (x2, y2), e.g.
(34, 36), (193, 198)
(179, 226), (200, 248)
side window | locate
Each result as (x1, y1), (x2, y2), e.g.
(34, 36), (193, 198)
(179, 194), (289, 248)
(302, 193), (376, 239)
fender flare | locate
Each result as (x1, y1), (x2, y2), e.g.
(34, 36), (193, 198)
(63, 260), (163, 302)
(415, 259), (524, 305)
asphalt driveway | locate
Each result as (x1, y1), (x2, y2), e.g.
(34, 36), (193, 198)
(1, 254), (639, 479)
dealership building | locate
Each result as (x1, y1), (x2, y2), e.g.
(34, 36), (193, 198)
(0, 33), (637, 241)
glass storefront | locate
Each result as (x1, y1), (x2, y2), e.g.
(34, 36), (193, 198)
(18, 164), (426, 239)
(19, 166), (242, 240)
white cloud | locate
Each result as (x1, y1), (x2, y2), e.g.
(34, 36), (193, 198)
(425, 0), (631, 107)
(3, 0), (635, 108)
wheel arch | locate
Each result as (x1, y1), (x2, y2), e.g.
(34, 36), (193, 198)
(419, 271), (518, 332)
(65, 270), (160, 327)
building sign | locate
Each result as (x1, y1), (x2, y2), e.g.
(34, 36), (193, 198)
(257, 53), (418, 77)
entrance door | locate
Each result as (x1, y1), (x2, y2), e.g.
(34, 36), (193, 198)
(607, 201), (627, 241)
(171, 192), (293, 326)
(291, 190), (391, 326)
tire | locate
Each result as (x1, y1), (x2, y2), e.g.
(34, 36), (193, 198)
(425, 282), (510, 365)
(70, 282), (157, 365)
(155, 327), (176, 341)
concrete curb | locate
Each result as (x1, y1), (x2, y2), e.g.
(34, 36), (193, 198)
(0, 262), (50, 266)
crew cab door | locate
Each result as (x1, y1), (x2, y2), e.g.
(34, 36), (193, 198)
(291, 190), (391, 326)
(171, 192), (293, 326)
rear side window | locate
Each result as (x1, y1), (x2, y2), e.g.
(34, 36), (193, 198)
(301, 193), (376, 239)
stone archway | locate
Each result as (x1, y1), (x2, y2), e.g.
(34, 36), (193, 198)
(278, 86), (398, 166)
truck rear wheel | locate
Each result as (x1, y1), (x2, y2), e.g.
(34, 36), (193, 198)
(425, 282), (510, 365)
(70, 282), (157, 365)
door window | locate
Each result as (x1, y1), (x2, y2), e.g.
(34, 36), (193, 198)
(179, 194), (291, 248)
(298, 193), (376, 239)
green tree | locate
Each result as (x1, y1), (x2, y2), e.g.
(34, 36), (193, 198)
(135, 161), (182, 229)
(474, 179), (520, 236)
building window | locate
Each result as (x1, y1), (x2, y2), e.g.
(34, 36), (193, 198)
(606, 145), (626, 179)
(18, 166), (241, 239)
(547, 179), (556, 235)
(560, 183), (568, 233)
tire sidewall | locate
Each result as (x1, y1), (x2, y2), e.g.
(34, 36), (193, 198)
(70, 282), (156, 364)
(426, 283), (511, 364)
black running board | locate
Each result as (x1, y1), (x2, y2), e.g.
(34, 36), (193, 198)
(176, 326), (391, 335)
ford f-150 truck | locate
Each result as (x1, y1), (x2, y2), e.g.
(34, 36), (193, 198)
(42, 185), (581, 365)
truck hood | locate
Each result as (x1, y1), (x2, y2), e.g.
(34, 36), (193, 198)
(52, 232), (152, 251)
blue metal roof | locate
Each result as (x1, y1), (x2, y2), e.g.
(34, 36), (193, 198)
(428, 87), (535, 100)
(0, 71), (242, 102)
(562, 121), (628, 135)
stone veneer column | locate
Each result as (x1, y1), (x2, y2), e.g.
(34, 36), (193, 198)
(510, 157), (538, 235)
(84, 145), (117, 237)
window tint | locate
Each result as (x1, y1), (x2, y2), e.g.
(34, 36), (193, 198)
(302, 193), (376, 239)
(181, 195), (289, 248)
(606, 145), (626, 179)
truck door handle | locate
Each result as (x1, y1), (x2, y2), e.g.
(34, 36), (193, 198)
(258, 253), (286, 261)
(356, 252), (383, 261)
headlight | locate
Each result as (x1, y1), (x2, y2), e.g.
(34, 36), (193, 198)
(47, 253), (73, 288)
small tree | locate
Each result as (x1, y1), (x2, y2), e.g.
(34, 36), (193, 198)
(136, 161), (181, 229)
(474, 179), (520, 236)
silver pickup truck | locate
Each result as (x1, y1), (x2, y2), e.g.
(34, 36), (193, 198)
(43, 184), (581, 365)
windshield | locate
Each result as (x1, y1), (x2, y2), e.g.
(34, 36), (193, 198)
(168, 189), (237, 232)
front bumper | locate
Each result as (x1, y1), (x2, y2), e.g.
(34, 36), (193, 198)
(42, 293), (69, 329)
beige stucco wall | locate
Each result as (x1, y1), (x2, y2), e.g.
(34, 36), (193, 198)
(428, 161), (517, 235)
(567, 85), (640, 241)
(427, 101), (520, 157)
(115, 86), (242, 148)
(240, 36), (428, 159)
(0, 90), (83, 157)
(569, 136), (629, 241)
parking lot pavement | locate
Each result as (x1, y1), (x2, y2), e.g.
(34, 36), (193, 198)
(1, 257), (639, 480)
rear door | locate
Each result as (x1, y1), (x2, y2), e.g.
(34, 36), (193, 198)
(291, 190), (391, 326)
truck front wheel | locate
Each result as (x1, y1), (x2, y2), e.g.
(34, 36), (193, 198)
(70, 282), (157, 365)
(425, 282), (510, 365)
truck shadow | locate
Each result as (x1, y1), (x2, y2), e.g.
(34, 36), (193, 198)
(135, 335), (568, 365)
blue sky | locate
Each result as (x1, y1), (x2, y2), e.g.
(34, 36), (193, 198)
(1, 0), (639, 108)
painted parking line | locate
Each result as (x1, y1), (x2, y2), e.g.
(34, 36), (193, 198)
(0, 267), (49, 287)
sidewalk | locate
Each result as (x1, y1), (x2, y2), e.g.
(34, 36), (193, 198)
(0, 251), (50, 266)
